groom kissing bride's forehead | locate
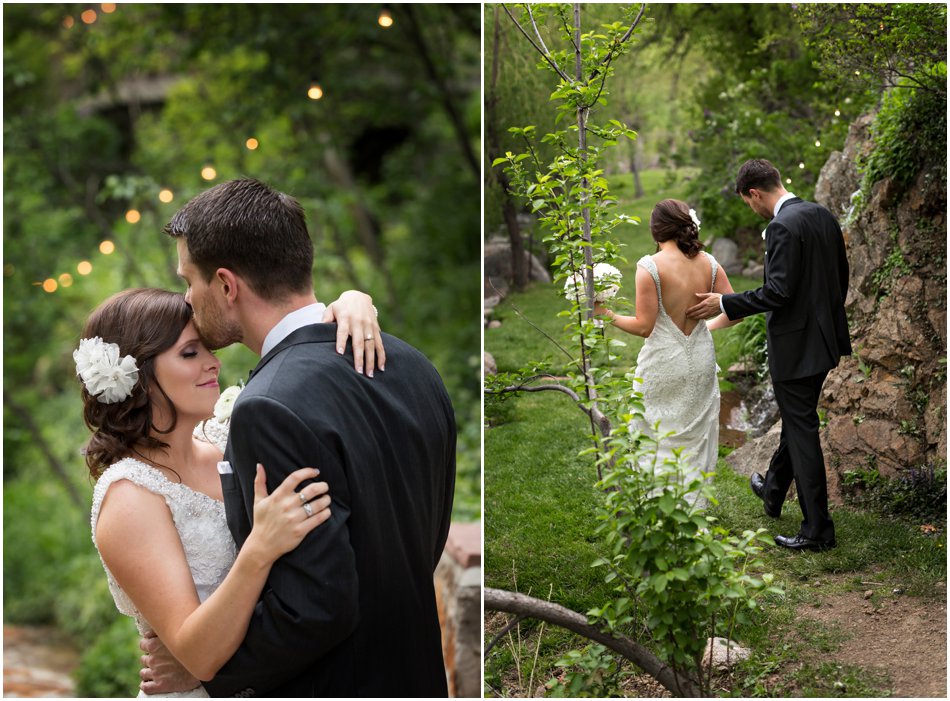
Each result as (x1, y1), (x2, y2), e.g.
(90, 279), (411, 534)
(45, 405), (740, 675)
(148, 177), (457, 697)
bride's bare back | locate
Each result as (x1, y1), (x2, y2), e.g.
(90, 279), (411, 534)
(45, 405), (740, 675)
(651, 249), (714, 335)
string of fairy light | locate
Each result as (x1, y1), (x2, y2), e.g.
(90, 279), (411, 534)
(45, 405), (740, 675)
(25, 3), (396, 295)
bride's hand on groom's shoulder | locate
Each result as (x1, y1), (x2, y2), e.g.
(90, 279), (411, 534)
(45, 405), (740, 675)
(323, 290), (386, 377)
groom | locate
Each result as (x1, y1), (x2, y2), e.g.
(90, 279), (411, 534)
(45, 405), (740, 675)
(687, 159), (850, 552)
(145, 178), (456, 696)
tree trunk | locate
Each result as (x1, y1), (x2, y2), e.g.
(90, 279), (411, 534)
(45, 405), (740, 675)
(485, 588), (703, 697)
(488, 5), (527, 292)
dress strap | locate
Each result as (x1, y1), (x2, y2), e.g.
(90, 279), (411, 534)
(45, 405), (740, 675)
(636, 255), (662, 306)
(91, 459), (177, 542)
(703, 251), (719, 291)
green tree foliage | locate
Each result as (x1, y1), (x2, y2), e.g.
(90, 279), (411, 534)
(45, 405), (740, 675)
(4, 4), (479, 694)
(795, 3), (947, 95)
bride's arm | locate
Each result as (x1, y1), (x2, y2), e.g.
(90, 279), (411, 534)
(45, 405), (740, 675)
(595, 267), (658, 338)
(707, 267), (743, 331)
(96, 466), (329, 682)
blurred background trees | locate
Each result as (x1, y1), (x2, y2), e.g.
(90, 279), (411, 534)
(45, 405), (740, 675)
(4, 4), (480, 695)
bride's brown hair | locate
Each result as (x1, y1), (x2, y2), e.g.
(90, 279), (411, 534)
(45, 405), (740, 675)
(78, 288), (193, 479)
(650, 199), (704, 259)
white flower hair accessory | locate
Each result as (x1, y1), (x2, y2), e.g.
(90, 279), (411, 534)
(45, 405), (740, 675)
(213, 383), (244, 423)
(688, 208), (701, 230)
(563, 263), (623, 303)
(73, 337), (139, 404)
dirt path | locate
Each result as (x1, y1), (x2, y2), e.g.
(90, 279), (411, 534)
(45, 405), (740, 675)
(3, 625), (79, 698)
(797, 587), (947, 697)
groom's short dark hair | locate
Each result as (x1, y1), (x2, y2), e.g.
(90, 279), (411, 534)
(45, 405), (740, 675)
(164, 178), (314, 301)
(735, 159), (782, 196)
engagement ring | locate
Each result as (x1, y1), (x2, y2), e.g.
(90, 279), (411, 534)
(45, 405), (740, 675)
(302, 501), (314, 518)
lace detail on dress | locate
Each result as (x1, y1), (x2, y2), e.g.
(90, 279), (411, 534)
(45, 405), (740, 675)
(90, 458), (237, 637)
(632, 254), (722, 503)
(195, 419), (229, 453)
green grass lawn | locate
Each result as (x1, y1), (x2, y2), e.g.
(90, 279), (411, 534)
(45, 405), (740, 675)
(484, 169), (946, 697)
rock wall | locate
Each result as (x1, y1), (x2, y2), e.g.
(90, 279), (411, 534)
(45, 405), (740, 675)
(815, 113), (947, 479)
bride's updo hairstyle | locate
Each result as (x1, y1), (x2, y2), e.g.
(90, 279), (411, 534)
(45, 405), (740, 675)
(78, 288), (193, 478)
(650, 199), (704, 259)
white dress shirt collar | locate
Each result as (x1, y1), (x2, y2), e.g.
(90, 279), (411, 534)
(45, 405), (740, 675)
(261, 302), (326, 357)
(774, 192), (796, 218)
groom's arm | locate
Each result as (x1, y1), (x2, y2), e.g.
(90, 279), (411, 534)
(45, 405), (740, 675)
(203, 396), (359, 697)
(721, 221), (802, 321)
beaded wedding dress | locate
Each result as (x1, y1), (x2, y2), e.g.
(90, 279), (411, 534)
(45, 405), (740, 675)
(630, 253), (721, 505)
(90, 421), (233, 698)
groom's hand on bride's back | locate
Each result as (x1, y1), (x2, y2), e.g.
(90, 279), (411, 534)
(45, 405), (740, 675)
(323, 290), (386, 377)
(686, 292), (723, 320)
(139, 631), (200, 694)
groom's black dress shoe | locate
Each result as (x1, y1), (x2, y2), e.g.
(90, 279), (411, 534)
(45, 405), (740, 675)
(750, 473), (781, 518)
(774, 533), (837, 552)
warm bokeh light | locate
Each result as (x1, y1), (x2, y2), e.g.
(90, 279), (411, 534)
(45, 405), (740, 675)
(99, 241), (116, 255)
(378, 9), (394, 28)
(63, 16), (75, 28)
(77, 261), (93, 275)
(159, 189), (174, 203)
(786, 178), (792, 185)
(125, 209), (141, 224)
(101, 3), (117, 13)
(59, 273), (74, 287)
(42, 279), (58, 293)
(4, 264), (15, 277)
(201, 166), (217, 181)
(834, 109), (841, 117)
(815, 140), (821, 147)
(307, 83), (324, 100)
(798, 162), (805, 169)
(81, 9), (97, 24)
(246, 137), (259, 150)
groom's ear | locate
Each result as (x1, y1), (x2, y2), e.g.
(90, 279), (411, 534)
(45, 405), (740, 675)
(214, 268), (240, 305)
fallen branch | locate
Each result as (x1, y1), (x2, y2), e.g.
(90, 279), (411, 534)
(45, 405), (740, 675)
(484, 587), (702, 697)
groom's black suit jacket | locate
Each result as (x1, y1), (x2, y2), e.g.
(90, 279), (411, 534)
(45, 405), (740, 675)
(203, 324), (456, 698)
(722, 197), (852, 381)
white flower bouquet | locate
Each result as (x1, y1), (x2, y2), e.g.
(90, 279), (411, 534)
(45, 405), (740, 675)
(563, 263), (623, 304)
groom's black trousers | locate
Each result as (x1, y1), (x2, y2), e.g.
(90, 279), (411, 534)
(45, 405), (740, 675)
(762, 370), (835, 542)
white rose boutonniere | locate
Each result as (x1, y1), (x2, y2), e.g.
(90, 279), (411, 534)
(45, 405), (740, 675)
(213, 383), (244, 423)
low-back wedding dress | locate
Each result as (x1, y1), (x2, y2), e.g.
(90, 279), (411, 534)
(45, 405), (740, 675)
(90, 422), (233, 698)
(631, 252), (720, 503)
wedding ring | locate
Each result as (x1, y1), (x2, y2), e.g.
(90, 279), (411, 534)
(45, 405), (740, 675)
(302, 501), (314, 518)
(298, 491), (307, 504)
(364, 334), (374, 341)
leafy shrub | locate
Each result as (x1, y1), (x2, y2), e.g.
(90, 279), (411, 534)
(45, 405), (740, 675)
(842, 462), (947, 523)
(546, 644), (621, 698)
(590, 427), (780, 689)
(728, 312), (769, 379)
(3, 478), (90, 622)
(859, 72), (948, 201)
(74, 617), (142, 698)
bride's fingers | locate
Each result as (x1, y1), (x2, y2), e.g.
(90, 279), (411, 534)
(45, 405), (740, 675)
(271, 466), (320, 497)
(252, 464), (268, 503)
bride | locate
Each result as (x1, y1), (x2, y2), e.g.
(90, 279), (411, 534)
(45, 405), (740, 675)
(76, 287), (379, 697)
(596, 199), (741, 503)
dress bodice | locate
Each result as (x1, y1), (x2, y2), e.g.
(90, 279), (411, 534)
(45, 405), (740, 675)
(91, 458), (237, 628)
